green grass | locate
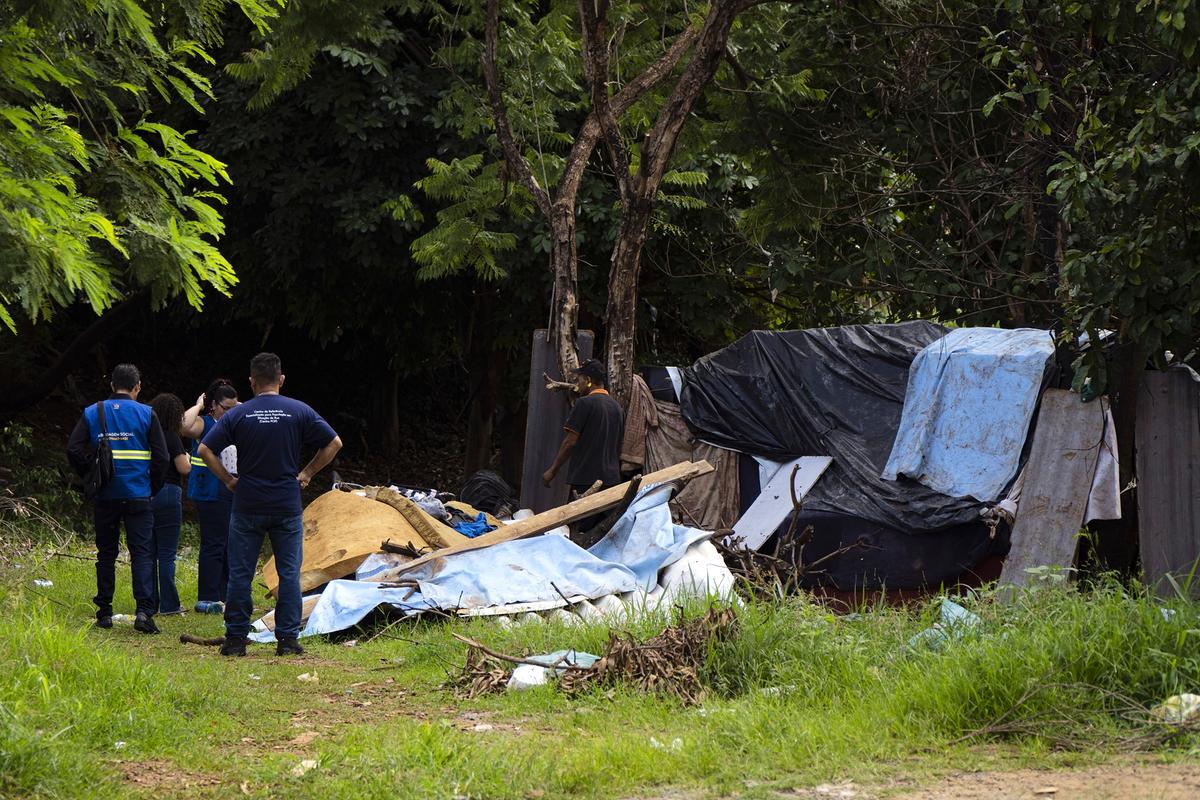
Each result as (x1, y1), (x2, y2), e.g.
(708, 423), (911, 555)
(1, 526), (1198, 800)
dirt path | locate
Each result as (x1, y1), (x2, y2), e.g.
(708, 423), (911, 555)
(801, 761), (1200, 800)
(891, 761), (1200, 800)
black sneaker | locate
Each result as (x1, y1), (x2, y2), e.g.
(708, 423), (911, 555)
(276, 638), (304, 656)
(133, 612), (160, 634)
(220, 636), (248, 657)
(95, 615), (113, 629)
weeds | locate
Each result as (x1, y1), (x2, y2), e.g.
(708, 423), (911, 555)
(0, 530), (1197, 799)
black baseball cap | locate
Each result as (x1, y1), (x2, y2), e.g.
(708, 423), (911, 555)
(574, 359), (606, 381)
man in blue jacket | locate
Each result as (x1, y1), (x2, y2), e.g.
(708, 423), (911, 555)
(67, 363), (169, 633)
(198, 353), (342, 657)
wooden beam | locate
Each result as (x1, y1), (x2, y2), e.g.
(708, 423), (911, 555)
(389, 460), (714, 576)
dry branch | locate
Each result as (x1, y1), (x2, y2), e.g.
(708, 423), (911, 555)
(452, 606), (738, 703)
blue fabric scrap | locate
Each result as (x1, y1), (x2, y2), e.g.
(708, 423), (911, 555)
(452, 512), (496, 538)
(882, 327), (1054, 502)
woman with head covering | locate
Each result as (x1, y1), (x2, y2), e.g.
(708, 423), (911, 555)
(148, 392), (190, 615)
(181, 379), (239, 613)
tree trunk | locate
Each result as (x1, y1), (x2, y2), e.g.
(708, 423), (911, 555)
(483, 0), (702, 386)
(601, 0), (748, 407)
(548, 200), (581, 380)
(374, 367), (401, 457)
(464, 336), (507, 477)
(497, 395), (527, 490)
(603, 198), (655, 406)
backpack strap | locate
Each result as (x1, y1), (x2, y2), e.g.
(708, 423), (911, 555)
(96, 401), (108, 439)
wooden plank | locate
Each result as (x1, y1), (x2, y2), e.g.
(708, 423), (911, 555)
(1136, 371), (1200, 599)
(519, 329), (594, 513)
(728, 456), (832, 550)
(390, 460), (714, 576)
(999, 390), (1106, 590)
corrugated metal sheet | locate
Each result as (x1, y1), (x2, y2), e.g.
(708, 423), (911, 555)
(999, 389), (1105, 589)
(1136, 370), (1200, 599)
(520, 329), (594, 513)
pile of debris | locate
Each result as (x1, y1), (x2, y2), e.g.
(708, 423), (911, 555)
(454, 606), (739, 703)
(245, 460), (739, 642)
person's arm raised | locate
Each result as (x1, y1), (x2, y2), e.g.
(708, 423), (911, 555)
(181, 393), (206, 439)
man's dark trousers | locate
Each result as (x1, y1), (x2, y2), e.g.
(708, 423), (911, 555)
(224, 513), (304, 640)
(93, 499), (155, 619)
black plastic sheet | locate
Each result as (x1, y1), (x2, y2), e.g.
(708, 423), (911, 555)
(681, 322), (984, 531)
(787, 510), (1011, 589)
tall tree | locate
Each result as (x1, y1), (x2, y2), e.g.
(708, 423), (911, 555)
(0, 0), (278, 330)
(239, 0), (791, 406)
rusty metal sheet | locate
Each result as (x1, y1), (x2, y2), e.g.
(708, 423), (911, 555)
(999, 389), (1106, 589)
(519, 329), (594, 513)
(1136, 370), (1200, 599)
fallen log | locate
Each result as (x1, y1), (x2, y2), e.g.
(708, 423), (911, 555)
(387, 460), (713, 576)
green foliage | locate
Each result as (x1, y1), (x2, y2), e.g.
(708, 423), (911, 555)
(0, 0), (279, 331)
(202, 11), (551, 377)
(411, 156), (523, 281)
(718, 0), (1200, 385)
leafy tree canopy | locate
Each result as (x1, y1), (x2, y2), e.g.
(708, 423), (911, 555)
(725, 0), (1200, 388)
(0, 0), (279, 332)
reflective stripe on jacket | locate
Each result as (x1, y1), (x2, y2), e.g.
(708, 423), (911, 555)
(84, 399), (154, 500)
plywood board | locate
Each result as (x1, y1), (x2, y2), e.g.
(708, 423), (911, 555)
(1136, 370), (1200, 599)
(728, 456), (832, 550)
(999, 390), (1106, 589)
(262, 491), (428, 596)
(519, 329), (594, 513)
(390, 460), (714, 576)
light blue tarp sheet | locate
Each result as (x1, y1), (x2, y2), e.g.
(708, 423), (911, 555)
(881, 327), (1054, 502)
(251, 484), (710, 641)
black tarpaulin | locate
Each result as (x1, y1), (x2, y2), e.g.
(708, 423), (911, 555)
(787, 509), (1011, 589)
(680, 321), (984, 531)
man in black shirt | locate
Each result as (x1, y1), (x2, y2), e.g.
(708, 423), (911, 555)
(542, 359), (625, 529)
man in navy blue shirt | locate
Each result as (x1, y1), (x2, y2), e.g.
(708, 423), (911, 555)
(198, 353), (341, 657)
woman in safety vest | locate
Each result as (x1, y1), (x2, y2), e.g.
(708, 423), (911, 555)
(182, 379), (239, 613)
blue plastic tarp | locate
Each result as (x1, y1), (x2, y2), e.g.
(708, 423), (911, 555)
(251, 484), (711, 641)
(882, 327), (1054, 502)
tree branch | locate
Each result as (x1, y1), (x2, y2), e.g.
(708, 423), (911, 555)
(482, 0), (552, 219)
(579, 0), (633, 203)
(635, 0), (746, 199)
(557, 22), (699, 204)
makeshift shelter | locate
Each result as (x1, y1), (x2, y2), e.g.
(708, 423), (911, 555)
(236, 321), (1133, 645)
(634, 322), (1120, 593)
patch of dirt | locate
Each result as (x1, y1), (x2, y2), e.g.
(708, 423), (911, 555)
(114, 758), (221, 791)
(785, 760), (1200, 800)
(889, 761), (1200, 800)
